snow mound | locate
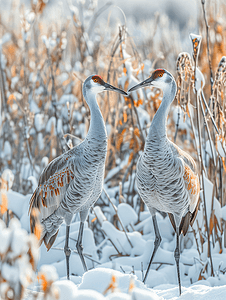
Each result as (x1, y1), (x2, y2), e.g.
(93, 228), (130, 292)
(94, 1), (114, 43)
(78, 268), (147, 294)
(155, 283), (226, 300)
(54, 280), (78, 300)
(55, 268), (164, 299)
(53, 268), (226, 300)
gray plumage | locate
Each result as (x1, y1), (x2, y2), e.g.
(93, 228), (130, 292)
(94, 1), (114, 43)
(128, 69), (200, 295)
(29, 75), (127, 279)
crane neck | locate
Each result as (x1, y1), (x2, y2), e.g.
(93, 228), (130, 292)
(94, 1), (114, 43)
(83, 89), (107, 141)
(148, 79), (177, 139)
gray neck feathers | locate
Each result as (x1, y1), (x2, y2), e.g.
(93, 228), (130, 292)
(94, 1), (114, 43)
(148, 79), (177, 139)
(83, 88), (107, 140)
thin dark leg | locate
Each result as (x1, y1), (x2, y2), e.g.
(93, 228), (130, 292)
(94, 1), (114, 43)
(64, 225), (71, 280)
(174, 231), (182, 296)
(143, 214), (162, 283)
(76, 221), (88, 272)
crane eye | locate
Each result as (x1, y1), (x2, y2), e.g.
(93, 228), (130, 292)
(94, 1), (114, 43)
(92, 75), (104, 85)
(153, 69), (165, 79)
(92, 75), (102, 83)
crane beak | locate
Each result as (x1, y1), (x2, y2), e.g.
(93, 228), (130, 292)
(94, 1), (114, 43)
(103, 82), (128, 96)
(128, 77), (153, 92)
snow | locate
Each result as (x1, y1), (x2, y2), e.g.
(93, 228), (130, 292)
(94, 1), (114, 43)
(50, 268), (226, 300)
(54, 280), (78, 299)
(39, 265), (59, 282)
(0, 222), (11, 254)
(0, 219), (39, 299)
(0, 32), (11, 45)
(1, 169), (14, 189)
(2, 186), (226, 300)
(3, 140), (12, 161)
(172, 106), (189, 131)
(194, 67), (205, 93)
(222, 206), (226, 221)
(46, 116), (57, 134)
(117, 203), (138, 228)
(34, 114), (46, 132)
(205, 139), (217, 161)
(201, 174), (222, 227)
(93, 206), (107, 224)
(1, 190), (30, 219)
(58, 94), (77, 106)
(104, 159), (128, 183)
(37, 132), (45, 150)
(217, 140), (226, 158)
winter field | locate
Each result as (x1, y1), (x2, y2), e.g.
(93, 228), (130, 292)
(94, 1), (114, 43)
(1, 0), (226, 299)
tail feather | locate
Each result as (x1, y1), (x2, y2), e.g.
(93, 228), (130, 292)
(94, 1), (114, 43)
(41, 212), (64, 250)
(43, 230), (59, 251)
(168, 212), (191, 236)
(180, 212), (191, 236)
(168, 197), (201, 236)
(190, 197), (200, 227)
(168, 213), (176, 233)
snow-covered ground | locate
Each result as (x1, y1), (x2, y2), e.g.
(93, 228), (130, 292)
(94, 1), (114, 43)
(49, 267), (226, 300)
(25, 267), (226, 300)
(1, 187), (226, 299)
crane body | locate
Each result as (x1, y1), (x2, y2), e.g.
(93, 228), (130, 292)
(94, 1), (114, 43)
(128, 69), (200, 295)
(29, 75), (127, 279)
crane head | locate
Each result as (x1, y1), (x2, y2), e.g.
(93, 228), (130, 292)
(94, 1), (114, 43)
(128, 69), (173, 92)
(84, 75), (127, 96)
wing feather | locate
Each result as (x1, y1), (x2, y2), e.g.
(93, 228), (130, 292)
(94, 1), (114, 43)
(29, 146), (83, 220)
(169, 140), (197, 173)
(168, 197), (200, 236)
(167, 140), (200, 235)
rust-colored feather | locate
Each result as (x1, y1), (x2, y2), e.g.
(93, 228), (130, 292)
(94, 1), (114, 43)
(42, 197), (47, 208)
(30, 207), (43, 241)
(29, 188), (38, 214)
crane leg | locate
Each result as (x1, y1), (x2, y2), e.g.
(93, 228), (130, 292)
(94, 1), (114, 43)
(174, 231), (182, 296)
(64, 225), (71, 280)
(143, 214), (162, 283)
(76, 221), (88, 272)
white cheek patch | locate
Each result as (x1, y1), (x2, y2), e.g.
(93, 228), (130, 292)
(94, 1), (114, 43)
(92, 85), (104, 94)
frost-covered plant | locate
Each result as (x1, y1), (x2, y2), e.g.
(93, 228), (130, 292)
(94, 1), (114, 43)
(38, 265), (59, 300)
(0, 218), (39, 300)
(174, 29), (226, 279)
(0, 170), (14, 222)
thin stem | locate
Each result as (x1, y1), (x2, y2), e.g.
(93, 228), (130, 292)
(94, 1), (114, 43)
(129, 95), (145, 146)
(103, 188), (133, 248)
(201, 0), (214, 94)
(201, 91), (219, 134)
(174, 106), (181, 143)
(202, 170), (214, 276)
(193, 46), (214, 275)
(0, 49), (7, 113)
(199, 96), (216, 167)
(52, 247), (101, 264)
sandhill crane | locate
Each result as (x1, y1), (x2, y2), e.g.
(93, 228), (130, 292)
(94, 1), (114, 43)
(29, 75), (127, 280)
(128, 69), (200, 295)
